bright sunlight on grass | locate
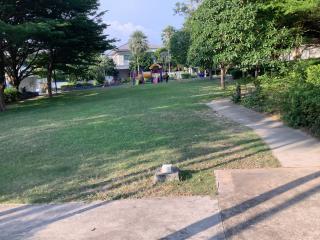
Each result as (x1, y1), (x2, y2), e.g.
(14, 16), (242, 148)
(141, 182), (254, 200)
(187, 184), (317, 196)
(0, 80), (279, 203)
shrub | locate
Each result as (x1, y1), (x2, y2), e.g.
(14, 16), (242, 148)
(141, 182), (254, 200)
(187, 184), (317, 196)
(230, 69), (243, 80)
(181, 73), (191, 79)
(306, 64), (320, 86)
(282, 84), (320, 136)
(61, 82), (94, 91)
(122, 77), (131, 83)
(4, 88), (19, 103)
(233, 60), (320, 137)
(241, 89), (267, 111)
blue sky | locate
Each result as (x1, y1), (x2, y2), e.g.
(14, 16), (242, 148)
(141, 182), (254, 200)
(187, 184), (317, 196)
(100, 0), (185, 47)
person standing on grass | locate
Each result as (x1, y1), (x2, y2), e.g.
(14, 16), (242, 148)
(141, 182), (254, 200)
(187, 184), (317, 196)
(131, 71), (136, 86)
(164, 71), (169, 83)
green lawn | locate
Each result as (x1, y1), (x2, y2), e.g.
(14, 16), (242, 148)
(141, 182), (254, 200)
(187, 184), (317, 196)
(0, 80), (279, 203)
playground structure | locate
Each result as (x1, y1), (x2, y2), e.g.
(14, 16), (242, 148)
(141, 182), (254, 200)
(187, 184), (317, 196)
(149, 63), (163, 84)
(132, 63), (165, 85)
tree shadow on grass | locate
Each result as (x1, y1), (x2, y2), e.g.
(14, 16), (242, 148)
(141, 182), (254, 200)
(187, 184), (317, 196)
(0, 79), (276, 204)
(17, 137), (272, 204)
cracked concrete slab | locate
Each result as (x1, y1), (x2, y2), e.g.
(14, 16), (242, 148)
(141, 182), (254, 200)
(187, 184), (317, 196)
(0, 197), (225, 240)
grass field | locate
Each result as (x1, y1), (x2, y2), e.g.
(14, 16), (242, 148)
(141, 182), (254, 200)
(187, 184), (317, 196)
(0, 80), (279, 203)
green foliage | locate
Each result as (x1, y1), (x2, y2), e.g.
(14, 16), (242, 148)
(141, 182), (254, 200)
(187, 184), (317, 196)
(282, 84), (320, 136)
(154, 47), (170, 67)
(174, 0), (202, 16)
(306, 65), (320, 86)
(181, 73), (191, 79)
(161, 26), (176, 49)
(129, 52), (154, 71)
(237, 60), (320, 136)
(87, 56), (118, 84)
(4, 88), (18, 103)
(230, 69), (243, 80)
(128, 31), (149, 72)
(186, 0), (300, 76)
(61, 82), (94, 91)
(0, 0), (114, 100)
(188, 0), (258, 68)
(265, 0), (320, 43)
(169, 30), (190, 66)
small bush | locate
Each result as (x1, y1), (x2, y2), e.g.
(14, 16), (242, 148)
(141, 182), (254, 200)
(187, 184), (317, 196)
(306, 64), (320, 86)
(4, 88), (19, 103)
(230, 69), (243, 80)
(282, 84), (320, 136)
(122, 77), (131, 83)
(233, 60), (320, 137)
(61, 82), (94, 91)
(181, 73), (191, 79)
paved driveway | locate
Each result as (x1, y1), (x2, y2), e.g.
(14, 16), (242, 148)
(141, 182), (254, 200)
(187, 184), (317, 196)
(0, 197), (225, 240)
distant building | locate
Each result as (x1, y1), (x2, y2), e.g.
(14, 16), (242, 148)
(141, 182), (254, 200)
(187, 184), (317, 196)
(109, 43), (161, 80)
(283, 44), (320, 61)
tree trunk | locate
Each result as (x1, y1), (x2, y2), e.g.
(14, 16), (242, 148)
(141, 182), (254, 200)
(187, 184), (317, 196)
(54, 70), (58, 93)
(47, 49), (54, 98)
(137, 56), (140, 73)
(47, 61), (53, 98)
(255, 65), (259, 78)
(220, 66), (226, 89)
(13, 69), (21, 91)
(209, 68), (213, 80)
(235, 83), (241, 103)
(0, 41), (6, 112)
(0, 88), (5, 112)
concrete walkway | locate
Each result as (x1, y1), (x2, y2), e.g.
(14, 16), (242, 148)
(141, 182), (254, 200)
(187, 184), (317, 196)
(209, 99), (320, 239)
(0, 197), (225, 240)
(215, 168), (320, 240)
(208, 99), (320, 167)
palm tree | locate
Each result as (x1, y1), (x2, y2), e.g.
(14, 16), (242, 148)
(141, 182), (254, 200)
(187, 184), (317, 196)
(161, 26), (176, 73)
(128, 31), (149, 72)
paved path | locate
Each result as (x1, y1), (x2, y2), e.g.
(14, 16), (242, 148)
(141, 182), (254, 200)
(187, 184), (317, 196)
(208, 99), (320, 167)
(209, 99), (320, 239)
(215, 168), (320, 240)
(0, 197), (225, 240)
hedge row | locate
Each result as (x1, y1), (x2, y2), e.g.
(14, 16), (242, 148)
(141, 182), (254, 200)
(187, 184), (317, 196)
(235, 61), (320, 137)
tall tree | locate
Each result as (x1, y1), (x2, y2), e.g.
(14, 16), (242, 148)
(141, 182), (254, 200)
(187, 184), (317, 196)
(129, 52), (154, 72)
(161, 26), (176, 48)
(0, 0), (45, 90)
(128, 31), (149, 72)
(170, 30), (190, 66)
(188, 0), (294, 88)
(34, 0), (113, 97)
(0, 32), (6, 112)
(87, 56), (118, 83)
(155, 48), (170, 68)
(161, 26), (176, 72)
(189, 0), (258, 88)
(0, 1), (18, 111)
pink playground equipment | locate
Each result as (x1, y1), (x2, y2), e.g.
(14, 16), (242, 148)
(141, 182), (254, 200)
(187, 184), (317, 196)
(149, 64), (163, 84)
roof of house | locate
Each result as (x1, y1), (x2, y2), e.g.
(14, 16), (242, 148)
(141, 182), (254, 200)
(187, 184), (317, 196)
(108, 43), (162, 56)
